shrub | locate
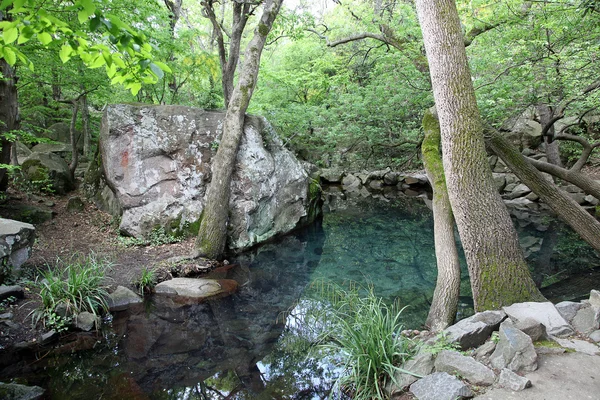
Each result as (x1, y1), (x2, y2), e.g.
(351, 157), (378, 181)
(134, 267), (156, 295)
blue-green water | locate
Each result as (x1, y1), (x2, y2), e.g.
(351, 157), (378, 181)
(1, 190), (599, 399)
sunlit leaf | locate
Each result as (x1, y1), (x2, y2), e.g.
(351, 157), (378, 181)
(38, 32), (53, 45)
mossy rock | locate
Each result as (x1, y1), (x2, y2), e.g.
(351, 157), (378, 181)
(21, 152), (73, 194)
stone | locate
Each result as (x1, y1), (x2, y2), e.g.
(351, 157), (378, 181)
(66, 196), (85, 212)
(434, 350), (496, 386)
(40, 330), (58, 344)
(355, 172), (370, 184)
(553, 338), (600, 355)
(491, 173), (506, 192)
(155, 278), (238, 301)
(31, 142), (72, 155)
(0, 203), (53, 225)
(383, 171), (399, 186)
(15, 141), (32, 164)
(44, 121), (81, 144)
(515, 317), (547, 341)
(525, 192), (539, 201)
(0, 312), (13, 319)
(368, 180), (383, 190)
(588, 330), (600, 342)
(0, 219), (35, 281)
(568, 192), (587, 205)
(342, 174), (361, 188)
(584, 195), (599, 206)
(498, 368), (531, 391)
(409, 372), (473, 400)
(75, 312), (98, 331)
(98, 105), (319, 251)
(571, 306), (600, 335)
(320, 168), (344, 183)
(589, 290), (600, 308)
(107, 286), (143, 312)
(388, 348), (435, 395)
(474, 340), (496, 363)
(21, 152), (74, 194)
(503, 302), (574, 338)
(490, 320), (538, 373)
(444, 310), (506, 350)
(0, 285), (24, 302)
(0, 382), (45, 400)
(555, 301), (585, 323)
(508, 183), (531, 199)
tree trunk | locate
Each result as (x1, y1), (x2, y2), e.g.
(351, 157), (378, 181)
(195, 0), (283, 259)
(68, 100), (80, 180)
(527, 157), (600, 199)
(487, 131), (600, 253)
(537, 104), (563, 168)
(415, 0), (544, 311)
(81, 93), (91, 158)
(0, 59), (19, 191)
(422, 108), (461, 331)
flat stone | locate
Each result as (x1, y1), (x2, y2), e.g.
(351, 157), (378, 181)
(40, 330), (58, 344)
(0, 285), (24, 302)
(589, 290), (600, 309)
(444, 310), (506, 350)
(498, 368), (531, 391)
(503, 302), (574, 338)
(584, 194), (599, 206)
(342, 174), (361, 188)
(107, 286), (143, 312)
(320, 168), (344, 183)
(410, 372), (473, 400)
(555, 301), (584, 323)
(388, 348), (435, 395)
(490, 320), (538, 373)
(508, 183), (531, 199)
(0, 382), (45, 400)
(75, 311), (98, 331)
(0, 219), (35, 274)
(588, 330), (600, 342)
(553, 338), (600, 355)
(155, 278), (238, 301)
(571, 306), (600, 335)
(474, 340), (497, 363)
(0, 312), (13, 319)
(515, 317), (547, 341)
(434, 350), (496, 386)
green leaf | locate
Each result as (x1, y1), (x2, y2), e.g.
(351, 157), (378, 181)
(0, 0), (12, 10)
(38, 32), (53, 45)
(3, 27), (18, 45)
(2, 46), (16, 65)
(152, 61), (172, 73)
(11, 0), (26, 12)
(89, 15), (102, 31)
(112, 55), (126, 69)
(139, 59), (150, 70)
(59, 44), (72, 63)
(81, 0), (96, 15)
(149, 63), (164, 79)
(128, 82), (142, 96)
(78, 10), (90, 24)
(102, 50), (112, 66)
(89, 54), (105, 68)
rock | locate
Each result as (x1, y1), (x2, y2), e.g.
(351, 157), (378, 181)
(98, 105), (319, 251)
(409, 372), (473, 400)
(508, 183), (532, 199)
(355, 172), (369, 184)
(434, 350), (496, 386)
(66, 196), (85, 212)
(155, 278), (238, 301)
(368, 180), (383, 190)
(44, 121), (81, 145)
(0, 382), (45, 400)
(525, 192), (539, 201)
(588, 330), (600, 342)
(555, 301), (585, 323)
(0, 203), (53, 225)
(474, 340), (496, 363)
(21, 152), (74, 194)
(40, 330), (58, 344)
(491, 173), (506, 192)
(498, 368), (531, 391)
(0, 312), (13, 319)
(75, 312), (98, 331)
(15, 141), (32, 164)
(320, 168), (344, 183)
(31, 142), (72, 155)
(571, 305), (600, 335)
(388, 348), (435, 395)
(589, 290), (600, 308)
(0, 219), (35, 281)
(515, 317), (547, 341)
(490, 320), (538, 373)
(383, 171), (399, 186)
(584, 195), (599, 206)
(553, 338), (600, 355)
(568, 192), (587, 205)
(107, 286), (143, 312)
(444, 310), (506, 350)
(342, 174), (361, 188)
(503, 302), (574, 338)
(0, 285), (24, 302)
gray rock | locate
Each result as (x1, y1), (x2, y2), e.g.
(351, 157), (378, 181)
(492, 173), (506, 192)
(0, 382), (45, 400)
(40, 330), (58, 344)
(320, 168), (344, 183)
(355, 172), (369, 184)
(490, 320), (538, 373)
(409, 372), (473, 400)
(99, 105), (318, 251)
(31, 142), (72, 155)
(107, 286), (143, 312)
(15, 141), (32, 164)
(21, 152), (74, 194)
(75, 311), (98, 331)
(155, 278), (237, 301)
(66, 196), (85, 212)
(368, 180), (383, 190)
(498, 368), (531, 391)
(388, 348), (435, 395)
(503, 302), (574, 338)
(589, 290), (600, 309)
(0, 312), (13, 319)
(444, 310), (506, 350)
(44, 121), (81, 145)
(555, 301), (585, 323)
(588, 330), (600, 342)
(525, 192), (539, 201)
(383, 171), (399, 186)
(515, 317), (547, 341)
(474, 340), (496, 363)
(569, 192), (587, 205)
(434, 350), (496, 386)
(0, 219), (35, 281)
(571, 306), (600, 335)
(584, 195), (599, 206)
(508, 183), (532, 199)
(342, 174), (361, 188)
(0, 285), (24, 302)
(553, 338), (600, 355)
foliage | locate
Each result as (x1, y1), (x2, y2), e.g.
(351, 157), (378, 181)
(117, 226), (183, 247)
(422, 331), (461, 355)
(30, 253), (111, 330)
(306, 281), (416, 400)
(133, 267), (155, 295)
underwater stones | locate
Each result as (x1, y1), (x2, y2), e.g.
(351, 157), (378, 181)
(155, 278), (238, 302)
(490, 320), (538, 373)
(503, 302), (574, 338)
(434, 350), (495, 386)
(410, 372), (473, 400)
(444, 310), (506, 350)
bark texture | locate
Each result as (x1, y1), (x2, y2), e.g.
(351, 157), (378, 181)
(422, 108), (461, 331)
(415, 0), (544, 311)
(488, 131), (600, 253)
(528, 157), (600, 199)
(196, 0), (283, 259)
(0, 59), (19, 191)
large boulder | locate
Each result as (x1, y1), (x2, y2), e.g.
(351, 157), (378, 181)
(21, 152), (74, 194)
(444, 310), (506, 350)
(97, 104), (321, 251)
(0, 219), (35, 282)
(490, 320), (538, 373)
(503, 302), (574, 337)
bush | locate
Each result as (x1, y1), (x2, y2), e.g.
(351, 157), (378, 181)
(134, 267), (156, 295)
(308, 282), (416, 400)
(31, 253), (112, 331)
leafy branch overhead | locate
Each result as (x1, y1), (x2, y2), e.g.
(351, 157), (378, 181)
(0, 0), (171, 94)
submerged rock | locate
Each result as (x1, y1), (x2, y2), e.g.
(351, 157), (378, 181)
(154, 277), (238, 302)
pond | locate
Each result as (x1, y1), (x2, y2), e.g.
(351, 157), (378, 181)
(1, 187), (599, 399)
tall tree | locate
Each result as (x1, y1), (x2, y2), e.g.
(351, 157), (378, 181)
(415, 0), (544, 311)
(195, 0), (283, 259)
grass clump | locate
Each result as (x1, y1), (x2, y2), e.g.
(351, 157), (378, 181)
(308, 281), (416, 400)
(118, 227), (183, 247)
(134, 267), (156, 295)
(31, 253), (112, 331)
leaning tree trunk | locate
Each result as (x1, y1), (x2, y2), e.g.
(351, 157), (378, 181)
(422, 108), (461, 331)
(196, 0), (283, 259)
(487, 131), (600, 253)
(415, 0), (544, 311)
(0, 59), (19, 191)
(527, 157), (600, 200)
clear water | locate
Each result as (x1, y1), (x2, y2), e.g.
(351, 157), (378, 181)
(1, 189), (599, 399)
